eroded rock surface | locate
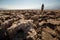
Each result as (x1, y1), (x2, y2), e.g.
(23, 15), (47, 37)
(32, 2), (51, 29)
(0, 10), (60, 40)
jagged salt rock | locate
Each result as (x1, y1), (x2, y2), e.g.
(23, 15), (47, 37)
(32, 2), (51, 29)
(7, 19), (37, 40)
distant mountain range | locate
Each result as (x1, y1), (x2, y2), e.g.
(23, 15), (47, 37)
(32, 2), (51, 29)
(0, 7), (60, 10)
(0, 8), (7, 10)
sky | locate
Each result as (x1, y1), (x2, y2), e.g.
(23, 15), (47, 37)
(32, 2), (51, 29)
(0, 0), (60, 9)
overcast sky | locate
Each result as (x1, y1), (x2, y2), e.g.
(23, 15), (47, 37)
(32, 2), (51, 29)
(0, 0), (60, 9)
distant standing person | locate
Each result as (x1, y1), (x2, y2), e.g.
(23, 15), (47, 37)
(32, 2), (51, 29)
(41, 4), (44, 14)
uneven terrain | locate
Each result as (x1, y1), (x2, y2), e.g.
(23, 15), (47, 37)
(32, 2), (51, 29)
(0, 10), (60, 40)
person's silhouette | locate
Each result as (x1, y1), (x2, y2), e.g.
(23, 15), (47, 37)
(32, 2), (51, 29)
(41, 4), (44, 11)
(41, 4), (44, 14)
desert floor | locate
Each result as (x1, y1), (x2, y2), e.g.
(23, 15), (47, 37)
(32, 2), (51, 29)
(0, 10), (60, 40)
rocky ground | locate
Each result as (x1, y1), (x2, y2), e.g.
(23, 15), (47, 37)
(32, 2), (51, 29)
(0, 10), (60, 40)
